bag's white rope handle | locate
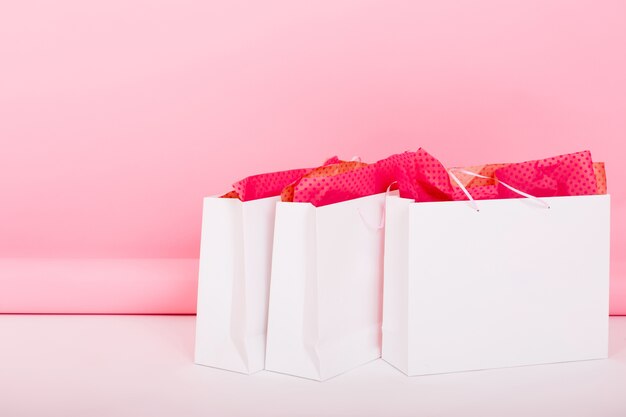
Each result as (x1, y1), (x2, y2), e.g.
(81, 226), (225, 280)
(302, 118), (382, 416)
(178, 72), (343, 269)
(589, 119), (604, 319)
(448, 168), (551, 211)
(357, 181), (397, 230)
(350, 156), (362, 162)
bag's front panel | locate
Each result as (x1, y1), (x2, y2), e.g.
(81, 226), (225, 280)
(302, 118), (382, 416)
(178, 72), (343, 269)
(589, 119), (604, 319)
(265, 202), (321, 380)
(406, 195), (610, 376)
(195, 197), (248, 372)
(315, 193), (386, 380)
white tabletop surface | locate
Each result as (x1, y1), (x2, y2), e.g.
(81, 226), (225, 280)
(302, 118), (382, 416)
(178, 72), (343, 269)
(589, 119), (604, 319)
(1, 315), (625, 417)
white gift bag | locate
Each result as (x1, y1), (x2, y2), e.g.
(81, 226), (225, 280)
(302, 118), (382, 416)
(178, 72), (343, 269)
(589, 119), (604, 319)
(265, 193), (387, 380)
(194, 195), (279, 374)
(382, 173), (610, 376)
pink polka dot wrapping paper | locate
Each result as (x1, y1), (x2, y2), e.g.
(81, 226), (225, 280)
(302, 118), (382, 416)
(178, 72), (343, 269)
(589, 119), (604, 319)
(495, 150), (599, 198)
(281, 160), (369, 203)
(223, 149), (607, 207)
(452, 152), (607, 200)
(220, 157), (340, 201)
(282, 149), (606, 207)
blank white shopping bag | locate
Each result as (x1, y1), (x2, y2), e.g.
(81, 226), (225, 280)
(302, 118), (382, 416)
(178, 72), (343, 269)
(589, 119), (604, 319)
(383, 192), (610, 376)
(265, 193), (386, 380)
(194, 195), (279, 374)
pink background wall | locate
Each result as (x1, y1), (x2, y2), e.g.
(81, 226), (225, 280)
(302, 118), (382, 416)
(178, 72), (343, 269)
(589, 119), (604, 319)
(1, 1), (624, 313)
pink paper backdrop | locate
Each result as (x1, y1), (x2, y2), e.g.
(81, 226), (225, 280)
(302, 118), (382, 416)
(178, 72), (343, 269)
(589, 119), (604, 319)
(0, 0), (624, 313)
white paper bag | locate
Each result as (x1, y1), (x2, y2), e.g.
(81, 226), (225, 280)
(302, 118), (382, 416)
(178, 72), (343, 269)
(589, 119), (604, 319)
(194, 195), (279, 374)
(265, 193), (386, 380)
(383, 193), (610, 376)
